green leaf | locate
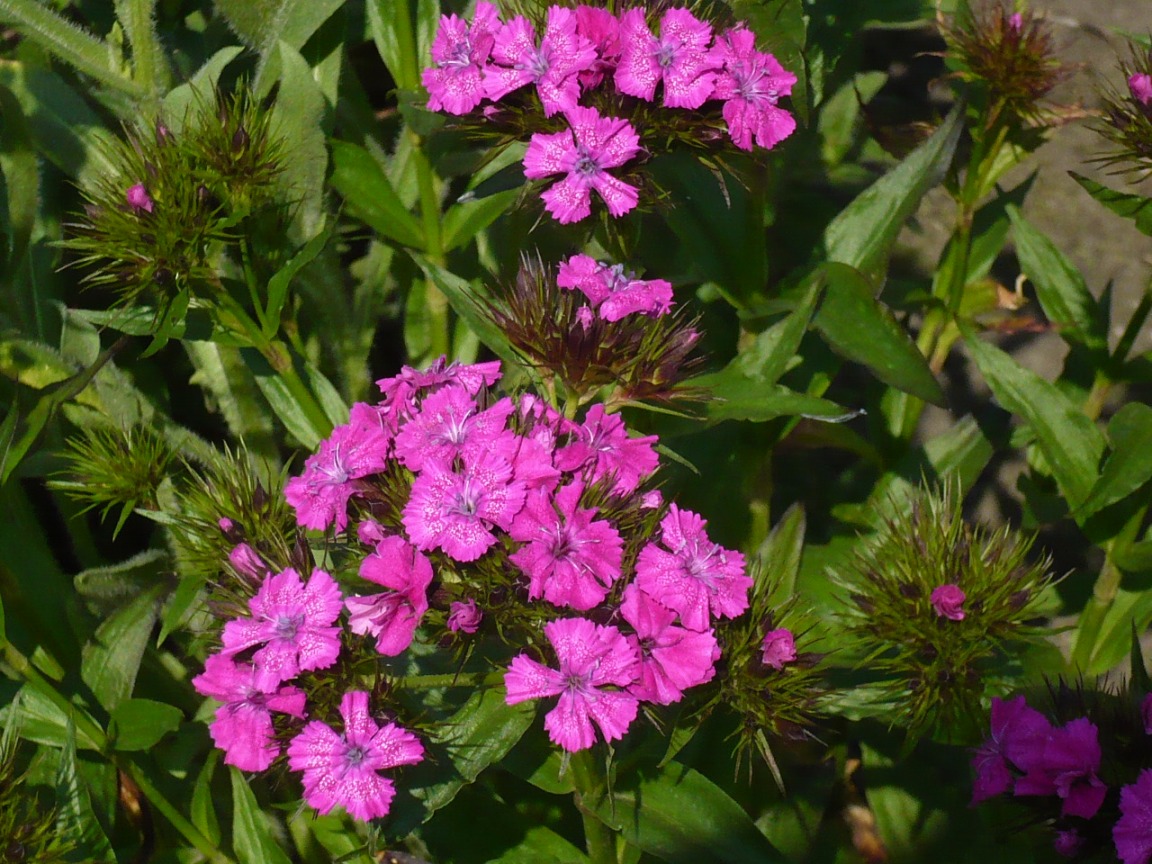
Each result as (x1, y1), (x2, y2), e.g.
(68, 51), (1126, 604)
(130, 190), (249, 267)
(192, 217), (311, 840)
(368, 0), (422, 90)
(162, 46), (245, 131)
(733, 273), (821, 385)
(416, 258), (519, 365)
(1077, 403), (1152, 521)
(1132, 623), (1152, 694)
(213, 0), (344, 85)
(961, 324), (1104, 508)
(1007, 205), (1105, 349)
(269, 41), (329, 243)
(1070, 171), (1152, 237)
(754, 504), (806, 597)
(4, 685), (102, 751)
(240, 347), (330, 448)
(264, 223), (334, 337)
(694, 380), (854, 424)
(231, 767), (293, 864)
(191, 751), (221, 846)
(80, 583), (165, 712)
(0, 83), (40, 294)
(114, 0), (169, 94)
(1082, 587), (1152, 675)
(330, 140), (424, 249)
(442, 189), (519, 253)
(488, 827), (590, 864)
(823, 103), (963, 275)
(814, 262), (945, 404)
(55, 724), (115, 862)
(591, 761), (787, 864)
(108, 698), (182, 751)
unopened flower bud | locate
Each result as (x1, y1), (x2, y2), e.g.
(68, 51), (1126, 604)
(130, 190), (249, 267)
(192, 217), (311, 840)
(1130, 73), (1152, 107)
(126, 183), (154, 214)
(228, 542), (269, 586)
(357, 519), (387, 546)
(930, 584), (966, 621)
(761, 628), (796, 670)
(447, 599), (483, 634)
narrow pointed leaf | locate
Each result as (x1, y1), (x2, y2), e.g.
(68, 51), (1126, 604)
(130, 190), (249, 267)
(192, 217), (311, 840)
(80, 583), (166, 711)
(231, 767), (294, 864)
(1077, 403), (1152, 520)
(331, 141), (424, 249)
(55, 725), (115, 862)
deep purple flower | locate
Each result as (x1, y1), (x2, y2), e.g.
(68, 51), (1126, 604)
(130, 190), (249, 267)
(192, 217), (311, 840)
(1115, 769), (1152, 864)
(509, 482), (624, 611)
(221, 567), (343, 688)
(557, 254), (674, 321)
(345, 536), (433, 656)
(504, 617), (639, 752)
(393, 384), (513, 472)
(1015, 718), (1107, 819)
(484, 7), (597, 116)
(930, 584), (966, 621)
(1130, 73), (1152, 107)
(554, 404), (658, 495)
(422, 2), (501, 115)
(710, 26), (797, 151)
(761, 628), (797, 670)
(287, 691), (424, 822)
(402, 450), (526, 562)
(284, 403), (391, 532)
(620, 585), (717, 704)
(615, 8), (718, 109)
(192, 654), (307, 771)
(126, 183), (154, 213)
(523, 106), (641, 224)
(970, 695), (1052, 804)
(634, 505), (751, 631)
(448, 599), (483, 634)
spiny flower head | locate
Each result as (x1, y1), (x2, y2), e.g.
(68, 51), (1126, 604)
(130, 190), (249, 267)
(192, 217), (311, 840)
(1093, 44), (1152, 178)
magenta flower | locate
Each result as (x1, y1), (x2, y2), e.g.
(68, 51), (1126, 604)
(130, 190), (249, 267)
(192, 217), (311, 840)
(221, 567), (343, 688)
(575, 5), (621, 89)
(614, 7), (718, 109)
(1130, 73), (1152, 107)
(634, 505), (751, 631)
(1014, 718), (1107, 819)
(970, 695), (1052, 804)
(710, 26), (797, 152)
(620, 585), (717, 705)
(504, 617), (639, 752)
(1115, 769), (1152, 864)
(192, 654), (307, 772)
(930, 584), (966, 621)
(393, 384), (514, 472)
(377, 357), (503, 420)
(287, 691), (424, 822)
(760, 628), (797, 670)
(402, 450), (527, 562)
(557, 255), (674, 321)
(284, 403), (391, 532)
(448, 599), (483, 634)
(509, 482), (624, 611)
(126, 183), (154, 213)
(484, 7), (598, 116)
(422, 2), (501, 115)
(345, 536), (434, 656)
(523, 106), (641, 224)
(554, 404), (659, 495)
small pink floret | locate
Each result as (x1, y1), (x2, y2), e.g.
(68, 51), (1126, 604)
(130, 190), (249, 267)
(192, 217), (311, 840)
(930, 584), (966, 621)
(760, 628), (797, 670)
(126, 183), (154, 213)
(1130, 73), (1152, 107)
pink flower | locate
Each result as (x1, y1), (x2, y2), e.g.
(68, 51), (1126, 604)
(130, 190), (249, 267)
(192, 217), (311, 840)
(504, 617), (639, 752)
(760, 628), (796, 670)
(634, 505), (751, 631)
(1014, 718), (1107, 819)
(557, 255), (674, 321)
(523, 106), (641, 224)
(402, 450), (527, 562)
(228, 542), (269, 586)
(615, 8), (718, 109)
(1007, 12), (1024, 35)
(970, 695), (1052, 804)
(448, 599), (483, 634)
(1115, 769), (1152, 864)
(377, 357), (503, 420)
(484, 7), (598, 116)
(575, 5), (621, 89)
(126, 183), (154, 213)
(620, 586), (717, 705)
(1130, 73), (1152, 107)
(422, 2), (501, 115)
(554, 403), (659, 495)
(287, 691), (424, 822)
(393, 385), (514, 472)
(930, 584), (966, 621)
(509, 482), (624, 611)
(221, 567), (344, 688)
(284, 403), (391, 532)
(192, 654), (307, 771)
(710, 26), (797, 151)
(345, 536), (433, 656)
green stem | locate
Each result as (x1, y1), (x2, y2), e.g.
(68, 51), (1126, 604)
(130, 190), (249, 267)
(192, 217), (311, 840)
(1071, 547), (1123, 671)
(393, 671), (503, 691)
(570, 750), (617, 864)
(271, 346), (335, 439)
(125, 761), (233, 864)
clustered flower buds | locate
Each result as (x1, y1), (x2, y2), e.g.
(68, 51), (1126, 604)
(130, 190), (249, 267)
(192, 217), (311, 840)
(193, 355), (773, 820)
(1095, 44), (1152, 177)
(421, 2), (797, 223)
(971, 688), (1152, 863)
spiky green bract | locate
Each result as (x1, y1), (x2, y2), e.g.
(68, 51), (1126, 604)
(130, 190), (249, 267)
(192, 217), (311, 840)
(0, 716), (74, 864)
(65, 88), (283, 308)
(486, 256), (703, 408)
(1092, 44), (1152, 178)
(49, 422), (176, 538)
(834, 483), (1055, 743)
(169, 447), (300, 607)
(941, 1), (1067, 131)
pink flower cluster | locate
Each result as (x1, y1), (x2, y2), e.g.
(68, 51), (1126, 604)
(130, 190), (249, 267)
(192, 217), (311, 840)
(421, 3), (797, 223)
(276, 356), (753, 754)
(557, 253), (673, 322)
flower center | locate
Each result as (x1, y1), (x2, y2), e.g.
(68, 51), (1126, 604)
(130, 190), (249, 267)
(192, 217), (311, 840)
(274, 613), (304, 640)
(320, 444), (350, 485)
(573, 146), (600, 177)
(345, 744), (366, 766)
(656, 41), (677, 69)
(443, 39), (473, 69)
